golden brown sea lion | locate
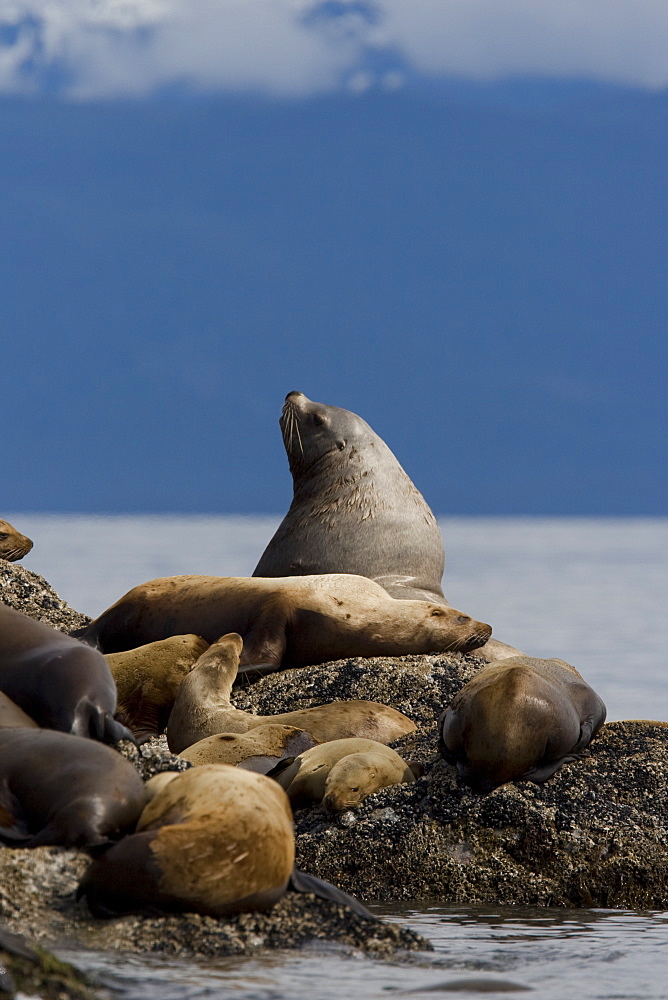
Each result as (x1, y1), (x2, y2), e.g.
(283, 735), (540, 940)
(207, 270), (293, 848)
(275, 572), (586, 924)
(166, 632), (416, 754)
(0, 728), (147, 848)
(77, 765), (373, 918)
(74, 573), (492, 673)
(104, 634), (209, 742)
(0, 520), (33, 562)
(439, 655), (607, 793)
(179, 724), (317, 772)
(272, 737), (422, 811)
(0, 604), (133, 744)
(0, 692), (38, 730)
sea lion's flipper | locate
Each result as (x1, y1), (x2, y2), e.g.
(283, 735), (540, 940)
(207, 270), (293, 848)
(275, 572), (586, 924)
(523, 754), (583, 784)
(101, 712), (137, 747)
(289, 869), (376, 920)
(68, 625), (101, 649)
(408, 761), (426, 779)
(237, 600), (288, 676)
(265, 756), (297, 780)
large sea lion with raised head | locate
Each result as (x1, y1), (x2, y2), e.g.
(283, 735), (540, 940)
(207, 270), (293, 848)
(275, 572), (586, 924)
(74, 573), (492, 671)
(166, 632), (417, 754)
(0, 520), (33, 562)
(0, 728), (147, 848)
(254, 391), (446, 603)
(439, 655), (607, 793)
(0, 604), (133, 744)
(252, 391), (522, 663)
(78, 765), (373, 919)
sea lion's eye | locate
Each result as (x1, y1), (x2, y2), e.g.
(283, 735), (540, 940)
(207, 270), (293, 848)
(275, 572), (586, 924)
(350, 786), (359, 792)
(0, 533), (7, 540)
(312, 413), (326, 426)
(431, 609), (443, 617)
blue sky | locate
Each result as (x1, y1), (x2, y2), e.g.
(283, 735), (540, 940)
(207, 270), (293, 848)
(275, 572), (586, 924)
(1, 2), (666, 515)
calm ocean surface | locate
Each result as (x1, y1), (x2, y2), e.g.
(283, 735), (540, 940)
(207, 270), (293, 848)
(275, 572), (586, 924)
(8, 514), (668, 999)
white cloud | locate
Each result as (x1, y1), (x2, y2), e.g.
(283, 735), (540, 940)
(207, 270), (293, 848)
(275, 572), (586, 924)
(1, 0), (668, 99)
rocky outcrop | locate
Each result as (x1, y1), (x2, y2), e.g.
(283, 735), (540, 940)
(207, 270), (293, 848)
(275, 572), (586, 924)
(0, 562), (89, 632)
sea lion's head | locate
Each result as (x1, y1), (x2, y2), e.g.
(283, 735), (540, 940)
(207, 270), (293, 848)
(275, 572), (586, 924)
(416, 603), (492, 654)
(280, 391), (378, 474)
(0, 520), (33, 562)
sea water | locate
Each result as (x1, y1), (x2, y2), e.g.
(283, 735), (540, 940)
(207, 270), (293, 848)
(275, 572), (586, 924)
(8, 514), (668, 998)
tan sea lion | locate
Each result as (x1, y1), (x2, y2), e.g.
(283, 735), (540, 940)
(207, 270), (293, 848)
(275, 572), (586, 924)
(105, 634), (209, 742)
(0, 728), (147, 848)
(74, 573), (492, 672)
(272, 737), (423, 811)
(166, 632), (416, 754)
(439, 655), (607, 793)
(0, 604), (133, 744)
(0, 692), (38, 730)
(253, 391), (446, 603)
(0, 520), (33, 562)
(179, 724), (317, 772)
(77, 764), (373, 918)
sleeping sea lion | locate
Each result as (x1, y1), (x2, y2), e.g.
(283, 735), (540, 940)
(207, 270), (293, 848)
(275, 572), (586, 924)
(104, 634), (209, 742)
(73, 573), (492, 672)
(0, 728), (147, 848)
(271, 737), (423, 811)
(0, 520), (33, 562)
(166, 632), (416, 754)
(0, 604), (133, 744)
(179, 724), (317, 772)
(77, 765), (372, 919)
(439, 655), (607, 792)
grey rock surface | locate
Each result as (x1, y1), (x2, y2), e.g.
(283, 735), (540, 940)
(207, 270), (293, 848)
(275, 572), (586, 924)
(0, 562), (90, 631)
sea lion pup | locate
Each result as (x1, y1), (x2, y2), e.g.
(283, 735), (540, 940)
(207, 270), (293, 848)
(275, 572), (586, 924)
(179, 724), (317, 772)
(77, 765), (373, 919)
(253, 391), (446, 603)
(0, 519), (33, 562)
(0, 728), (147, 848)
(166, 632), (416, 754)
(439, 655), (607, 793)
(104, 634), (209, 742)
(271, 738), (423, 812)
(0, 604), (133, 744)
(74, 573), (492, 670)
(0, 692), (38, 730)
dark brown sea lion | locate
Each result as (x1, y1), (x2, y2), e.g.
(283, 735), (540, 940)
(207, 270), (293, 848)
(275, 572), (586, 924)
(272, 737), (422, 811)
(167, 632), (418, 754)
(179, 724), (317, 771)
(75, 573), (492, 672)
(439, 655), (607, 793)
(0, 520), (33, 562)
(0, 603), (133, 744)
(104, 634), (209, 742)
(0, 728), (147, 848)
(77, 765), (373, 919)
(253, 391), (446, 603)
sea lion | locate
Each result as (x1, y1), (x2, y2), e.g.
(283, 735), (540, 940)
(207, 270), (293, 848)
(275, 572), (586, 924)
(0, 520), (33, 562)
(0, 692), (38, 730)
(272, 737), (423, 811)
(0, 728), (147, 848)
(253, 391), (446, 603)
(77, 765), (373, 919)
(0, 603), (133, 744)
(74, 573), (492, 672)
(439, 655), (607, 793)
(104, 634), (209, 742)
(179, 724), (317, 772)
(166, 632), (416, 754)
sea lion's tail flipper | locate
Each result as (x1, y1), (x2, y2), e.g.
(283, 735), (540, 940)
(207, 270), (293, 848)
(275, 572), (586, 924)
(289, 869), (376, 920)
(82, 705), (137, 747)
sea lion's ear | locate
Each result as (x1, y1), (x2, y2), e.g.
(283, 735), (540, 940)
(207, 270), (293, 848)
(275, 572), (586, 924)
(265, 756), (297, 780)
(289, 869), (376, 920)
(407, 761), (425, 779)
